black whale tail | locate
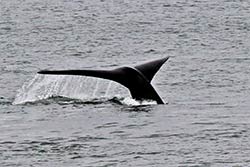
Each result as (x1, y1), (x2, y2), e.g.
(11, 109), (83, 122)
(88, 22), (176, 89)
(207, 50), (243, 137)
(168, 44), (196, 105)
(38, 57), (169, 104)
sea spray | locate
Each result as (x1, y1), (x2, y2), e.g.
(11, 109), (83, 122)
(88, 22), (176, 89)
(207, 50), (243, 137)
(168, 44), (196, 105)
(13, 74), (129, 105)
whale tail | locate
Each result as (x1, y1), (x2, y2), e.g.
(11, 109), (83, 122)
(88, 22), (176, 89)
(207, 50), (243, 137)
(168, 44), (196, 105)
(38, 57), (169, 104)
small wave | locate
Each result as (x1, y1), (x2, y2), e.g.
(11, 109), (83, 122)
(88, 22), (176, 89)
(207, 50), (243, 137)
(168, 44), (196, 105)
(14, 96), (111, 106)
(13, 95), (157, 107)
(16, 96), (89, 105)
(0, 100), (12, 106)
(0, 97), (13, 106)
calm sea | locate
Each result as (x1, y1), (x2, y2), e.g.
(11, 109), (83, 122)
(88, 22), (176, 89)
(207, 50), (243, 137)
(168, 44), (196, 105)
(1, 0), (250, 166)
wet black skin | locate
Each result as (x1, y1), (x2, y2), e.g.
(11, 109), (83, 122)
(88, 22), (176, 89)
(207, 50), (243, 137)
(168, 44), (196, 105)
(38, 57), (169, 104)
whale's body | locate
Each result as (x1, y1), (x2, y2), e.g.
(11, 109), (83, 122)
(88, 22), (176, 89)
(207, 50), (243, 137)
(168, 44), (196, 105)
(38, 57), (169, 104)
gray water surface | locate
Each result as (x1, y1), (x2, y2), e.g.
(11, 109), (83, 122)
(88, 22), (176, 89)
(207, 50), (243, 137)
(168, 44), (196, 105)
(1, 0), (250, 166)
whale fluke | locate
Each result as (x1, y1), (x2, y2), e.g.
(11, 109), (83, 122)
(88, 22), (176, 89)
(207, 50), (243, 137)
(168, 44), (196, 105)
(134, 56), (169, 82)
(38, 57), (169, 104)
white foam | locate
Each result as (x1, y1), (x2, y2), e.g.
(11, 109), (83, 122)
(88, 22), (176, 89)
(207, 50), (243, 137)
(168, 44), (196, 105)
(120, 97), (157, 106)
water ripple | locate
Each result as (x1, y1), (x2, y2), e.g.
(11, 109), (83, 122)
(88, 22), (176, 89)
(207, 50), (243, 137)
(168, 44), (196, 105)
(1, 0), (250, 166)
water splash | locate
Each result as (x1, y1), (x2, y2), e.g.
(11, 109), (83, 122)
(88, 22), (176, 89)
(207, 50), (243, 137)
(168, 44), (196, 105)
(13, 74), (129, 105)
(120, 97), (157, 106)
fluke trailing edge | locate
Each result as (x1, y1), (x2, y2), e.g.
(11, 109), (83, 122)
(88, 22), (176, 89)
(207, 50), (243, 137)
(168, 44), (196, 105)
(38, 57), (169, 104)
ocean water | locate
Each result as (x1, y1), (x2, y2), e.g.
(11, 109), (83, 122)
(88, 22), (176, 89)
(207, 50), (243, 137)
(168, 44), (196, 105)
(1, 0), (250, 166)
